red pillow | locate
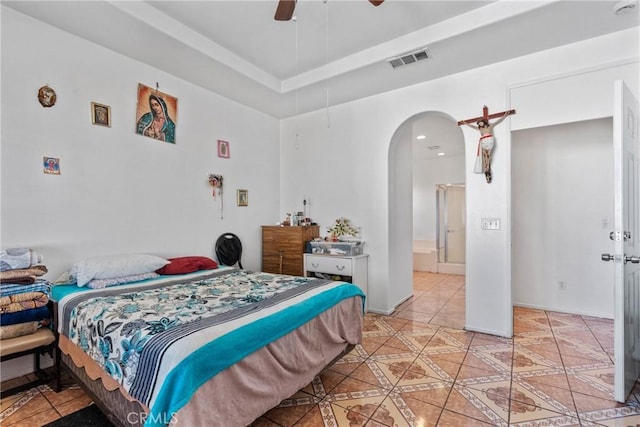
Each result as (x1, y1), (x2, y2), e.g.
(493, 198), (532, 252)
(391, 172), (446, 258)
(156, 256), (218, 275)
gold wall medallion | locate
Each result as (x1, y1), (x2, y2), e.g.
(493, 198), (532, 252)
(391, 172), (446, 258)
(37, 85), (56, 107)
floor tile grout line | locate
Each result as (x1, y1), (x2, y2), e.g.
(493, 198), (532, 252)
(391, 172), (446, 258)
(581, 316), (615, 365)
(430, 341), (465, 427)
(505, 325), (516, 426)
(544, 308), (586, 426)
(40, 387), (65, 420)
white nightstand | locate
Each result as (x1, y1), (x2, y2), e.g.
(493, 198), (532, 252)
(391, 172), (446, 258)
(303, 253), (368, 311)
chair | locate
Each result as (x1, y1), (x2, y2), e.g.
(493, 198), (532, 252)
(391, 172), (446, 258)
(215, 233), (244, 269)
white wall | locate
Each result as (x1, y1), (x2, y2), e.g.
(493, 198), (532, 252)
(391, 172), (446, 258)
(512, 118), (614, 318)
(1, 7), (281, 282)
(280, 28), (639, 336)
(388, 123), (414, 310)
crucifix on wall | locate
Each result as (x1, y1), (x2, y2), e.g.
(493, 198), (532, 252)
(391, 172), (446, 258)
(458, 105), (516, 183)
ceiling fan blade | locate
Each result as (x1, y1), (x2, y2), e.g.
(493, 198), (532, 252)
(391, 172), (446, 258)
(369, 0), (384, 6)
(275, 0), (296, 21)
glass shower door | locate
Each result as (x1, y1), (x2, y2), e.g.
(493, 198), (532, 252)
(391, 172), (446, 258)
(436, 185), (466, 264)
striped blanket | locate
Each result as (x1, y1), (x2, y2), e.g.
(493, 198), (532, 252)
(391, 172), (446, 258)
(57, 269), (364, 426)
(0, 280), (51, 298)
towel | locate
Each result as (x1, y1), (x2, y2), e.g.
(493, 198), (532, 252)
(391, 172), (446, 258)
(0, 248), (44, 272)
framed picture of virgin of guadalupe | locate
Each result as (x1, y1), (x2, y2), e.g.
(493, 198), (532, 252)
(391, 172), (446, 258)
(135, 83), (178, 144)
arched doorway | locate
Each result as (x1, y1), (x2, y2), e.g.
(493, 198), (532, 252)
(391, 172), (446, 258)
(388, 111), (466, 326)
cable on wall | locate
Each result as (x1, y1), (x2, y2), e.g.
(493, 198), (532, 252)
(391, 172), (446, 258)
(325, 0), (331, 128)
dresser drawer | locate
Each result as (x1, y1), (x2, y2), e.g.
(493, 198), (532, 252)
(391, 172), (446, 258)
(305, 255), (352, 276)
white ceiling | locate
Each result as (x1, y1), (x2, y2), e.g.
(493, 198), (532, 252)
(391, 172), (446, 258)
(412, 112), (466, 160)
(4, 0), (639, 118)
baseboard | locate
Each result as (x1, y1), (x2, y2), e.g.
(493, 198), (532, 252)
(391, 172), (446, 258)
(513, 303), (613, 320)
(367, 307), (395, 316)
(367, 292), (413, 316)
(437, 263), (465, 275)
(464, 324), (512, 338)
(392, 293), (413, 309)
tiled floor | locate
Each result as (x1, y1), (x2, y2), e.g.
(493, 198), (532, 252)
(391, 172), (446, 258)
(0, 368), (92, 426)
(392, 271), (466, 330)
(2, 272), (640, 426)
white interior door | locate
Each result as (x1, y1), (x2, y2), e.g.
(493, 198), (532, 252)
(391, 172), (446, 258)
(608, 80), (640, 403)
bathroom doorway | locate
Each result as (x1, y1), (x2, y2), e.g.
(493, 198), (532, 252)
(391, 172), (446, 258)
(411, 112), (466, 276)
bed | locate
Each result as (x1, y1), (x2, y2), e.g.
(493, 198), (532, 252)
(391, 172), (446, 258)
(51, 265), (365, 426)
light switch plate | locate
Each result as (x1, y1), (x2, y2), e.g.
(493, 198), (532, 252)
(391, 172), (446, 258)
(481, 218), (501, 230)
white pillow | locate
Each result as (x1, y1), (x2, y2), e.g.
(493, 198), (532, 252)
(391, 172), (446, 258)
(86, 272), (160, 289)
(70, 254), (169, 287)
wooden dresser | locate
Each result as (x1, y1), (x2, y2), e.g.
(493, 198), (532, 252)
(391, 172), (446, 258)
(262, 225), (319, 276)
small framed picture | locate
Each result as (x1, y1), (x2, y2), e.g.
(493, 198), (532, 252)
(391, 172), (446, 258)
(217, 140), (230, 158)
(237, 189), (248, 206)
(43, 157), (60, 175)
(91, 102), (111, 127)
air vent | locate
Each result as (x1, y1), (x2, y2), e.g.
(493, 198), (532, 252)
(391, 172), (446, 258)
(401, 54), (416, 65)
(388, 58), (404, 68)
(387, 47), (430, 69)
(427, 145), (441, 150)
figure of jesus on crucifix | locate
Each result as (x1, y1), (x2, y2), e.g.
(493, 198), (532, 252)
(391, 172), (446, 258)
(458, 106), (515, 183)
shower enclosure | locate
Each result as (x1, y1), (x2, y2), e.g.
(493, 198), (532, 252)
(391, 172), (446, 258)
(436, 184), (466, 271)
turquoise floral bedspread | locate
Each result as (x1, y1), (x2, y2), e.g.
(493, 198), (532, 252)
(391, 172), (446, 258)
(58, 269), (365, 425)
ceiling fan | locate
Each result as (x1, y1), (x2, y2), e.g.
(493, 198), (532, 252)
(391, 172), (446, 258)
(275, 0), (384, 21)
